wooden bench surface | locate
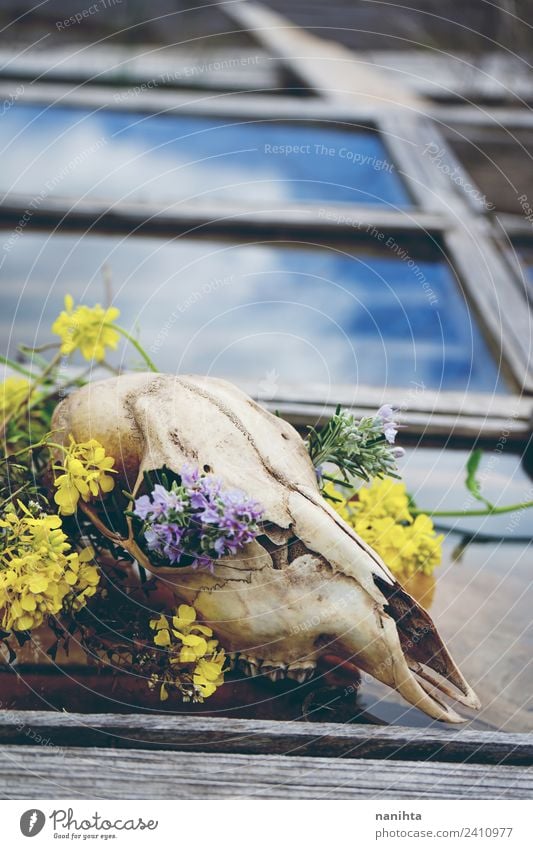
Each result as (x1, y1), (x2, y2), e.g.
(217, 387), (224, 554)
(2, 745), (532, 800)
(0, 712), (531, 799)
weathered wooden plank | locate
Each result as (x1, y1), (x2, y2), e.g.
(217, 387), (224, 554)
(0, 47), (281, 93)
(444, 225), (533, 393)
(0, 712), (531, 766)
(0, 193), (444, 238)
(366, 52), (533, 104)
(494, 213), (533, 238)
(0, 80), (376, 122)
(265, 403), (530, 442)
(225, 1), (425, 111)
(241, 378), (533, 419)
(4, 78), (531, 127)
(432, 105), (533, 129)
(0, 746), (530, 799)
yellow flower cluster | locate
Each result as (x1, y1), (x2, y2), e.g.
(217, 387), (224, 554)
(52, 294), (120, 363)
(53, 436), (116, 516)
(1, 377), (30, 426)
(0, 504), (99, 632)
(150, 604), (226, 700)
(327, 478), (443, 580)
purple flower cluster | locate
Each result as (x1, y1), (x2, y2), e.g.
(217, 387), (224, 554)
(377, 404), (399, 444)
(377, 405), (404, 458)
(133, 465), (264, 571)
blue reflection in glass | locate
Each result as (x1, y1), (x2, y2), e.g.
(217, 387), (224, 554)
(0, 232), (503, 393)
(0, 104), (410, 207)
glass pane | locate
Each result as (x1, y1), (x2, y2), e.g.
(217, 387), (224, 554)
(1, 230), (503, 393)
(361, 446), (533, 731)
(0, 104), (410, 207)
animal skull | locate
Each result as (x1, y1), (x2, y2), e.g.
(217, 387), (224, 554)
(52, 373), (480, 722)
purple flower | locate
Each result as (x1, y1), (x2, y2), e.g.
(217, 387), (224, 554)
(143, 522), (185, 564)
(200, 475), (222, 497)
(136, 465), (264, 571)
(133, 494), (154, 521)
(152, 484), (184, 514)
(199, 502), (222, 524)
(144, 525), (164, 552)
(134, 485), (182, 522)
(377, 404), (400, 445)
(383, 422), (398, 444)
(192, 553), (214, 572)
(162, 526), (185, 564)
(180, 464), (200, 488)
(220, 488), (263, 519)
(377, 404), (395, 421)
(189, 490), (208, 510)
(213, 537), (227, 556)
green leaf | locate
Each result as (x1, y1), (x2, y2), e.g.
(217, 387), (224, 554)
(465, 448), (493, 509)
(465, 448), (483, 499)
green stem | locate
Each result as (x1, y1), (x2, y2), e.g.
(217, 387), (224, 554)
(321, 473), (352, 487)
(0, 439), (48, 463)
(432, 523), (533, 544)
(19, 342), (60, 355)
(109, 324), (158, 373)
(1, 351), (61, 434)
(45, 441), (70, 453)
(0, 484), (29, 508)
(0, 354), (34, 378)
(412, 500), (533, 518)
(13, 351), (62, 404)
(36, 350), (62, 385)
(36, 365), (93, 407)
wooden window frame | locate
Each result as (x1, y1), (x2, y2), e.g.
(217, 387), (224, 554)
(0, 3), (531, 444)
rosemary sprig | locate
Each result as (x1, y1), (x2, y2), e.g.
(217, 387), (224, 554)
(307, 405), (403, 483)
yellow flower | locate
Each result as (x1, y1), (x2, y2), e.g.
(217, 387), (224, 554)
(0, 503), (99, 632)
(328, 478), (442, 580)
(176, 633), (208, 663)
(0, 377), (30, 425)
(171, 604), (197, 631)
(352, 477), (412, 523)
(149, 613), (168, 631)
(172, 604), (213, 637)
(193, 651), (226, 698)
(149, 604), (225, 701)
(52, 294), (120, 363)
(153, 628), (171, 647)
(53, 436), (116, 516)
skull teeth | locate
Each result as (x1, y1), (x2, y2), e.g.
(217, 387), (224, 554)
(235, 655), (317, 683)
(260, 663), (288, 683)
(286, 661), (317, 683)
(237, 656), (261, 678)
